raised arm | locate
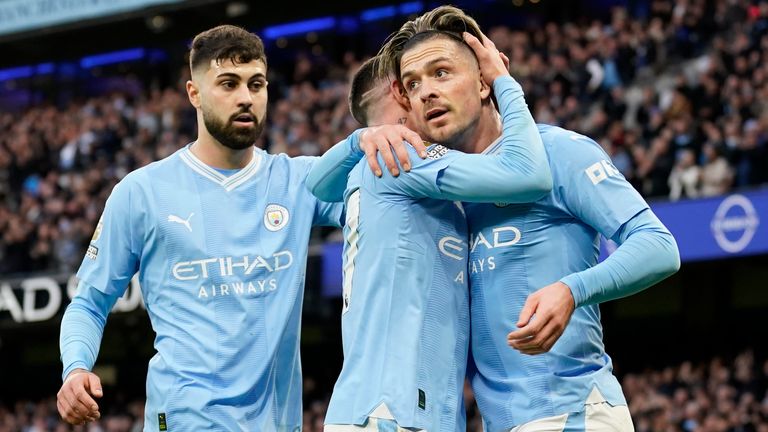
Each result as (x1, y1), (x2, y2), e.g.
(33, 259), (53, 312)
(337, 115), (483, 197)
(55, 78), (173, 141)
(428, 74), (551, 203)
(383, 32), (551, 203)
(305, 127), (427, 202)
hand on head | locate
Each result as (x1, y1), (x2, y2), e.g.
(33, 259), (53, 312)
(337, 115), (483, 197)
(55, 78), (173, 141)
(462, 31), (510, 87)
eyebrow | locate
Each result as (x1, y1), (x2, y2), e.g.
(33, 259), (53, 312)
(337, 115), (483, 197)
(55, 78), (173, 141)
(215, 72), (267, 81)
(400, 56), (453, 81)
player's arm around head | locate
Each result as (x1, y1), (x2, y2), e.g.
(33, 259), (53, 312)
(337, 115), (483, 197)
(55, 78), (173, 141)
(305, 124), (428, 202)
(380, 21), (551, 202)
(461, 30), (510, 87)
(305, 56), (427, 202)
(464, 28), (552, 201)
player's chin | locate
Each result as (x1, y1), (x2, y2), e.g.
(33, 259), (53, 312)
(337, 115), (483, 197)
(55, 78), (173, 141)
(426, 127), (452, 145)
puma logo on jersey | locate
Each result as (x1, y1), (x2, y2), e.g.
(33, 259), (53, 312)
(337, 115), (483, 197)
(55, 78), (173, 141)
(168, 213), (194, 232)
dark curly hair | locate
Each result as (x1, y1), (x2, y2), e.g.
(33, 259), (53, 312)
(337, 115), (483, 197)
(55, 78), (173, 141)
(189, 24), (266, 73)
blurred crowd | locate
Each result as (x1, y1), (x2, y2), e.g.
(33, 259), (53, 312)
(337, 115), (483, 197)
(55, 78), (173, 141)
(2, 348), (766, 431)
(624, 350), (768, 432)
(497, 0), (768, 199)
(2, 3), (767, 431)
(1, 1), (767, 277)
(0, 2), (754, 273)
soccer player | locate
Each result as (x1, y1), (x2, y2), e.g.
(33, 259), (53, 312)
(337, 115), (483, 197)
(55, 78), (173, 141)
(377, 6), (681, 431)
(56, 25), (416, 431)
(305, 28), (552, 431)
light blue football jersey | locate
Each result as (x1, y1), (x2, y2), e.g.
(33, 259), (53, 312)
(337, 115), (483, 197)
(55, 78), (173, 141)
(464, 124), (649, 431)
(325, 145), (471, 431)
(324, 76), (551, 432)
(74, 145), (342, 431)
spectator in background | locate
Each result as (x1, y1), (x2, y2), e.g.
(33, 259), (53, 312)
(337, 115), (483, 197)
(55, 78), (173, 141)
(700, 142), (733, 197)
(668, 148), (701, 201)
(637, 130), (675, 197)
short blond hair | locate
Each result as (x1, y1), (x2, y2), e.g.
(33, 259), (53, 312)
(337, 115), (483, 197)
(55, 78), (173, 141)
(377, 5), (483, 79)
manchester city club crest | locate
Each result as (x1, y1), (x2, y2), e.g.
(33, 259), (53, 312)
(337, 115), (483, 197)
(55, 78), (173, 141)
(264, 204), (290, 231)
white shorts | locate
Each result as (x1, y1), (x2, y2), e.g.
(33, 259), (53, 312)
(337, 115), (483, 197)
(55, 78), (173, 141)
(324, 418), (424, 432)
(507, 388), (635, 432)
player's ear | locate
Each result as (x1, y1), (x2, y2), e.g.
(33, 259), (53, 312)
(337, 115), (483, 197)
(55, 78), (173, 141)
(390, 79), (411, 111)
(478, 73), (492, 101)
(186, 80), (201, 109)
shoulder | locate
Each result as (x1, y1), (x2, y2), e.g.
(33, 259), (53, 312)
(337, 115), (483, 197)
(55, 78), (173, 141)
(130, 147), (188, 181)
(256, 150), (324, 198)
(538, 124), (610, 166)
(111, 149), (192, 199)
(260, 149), (313, 173)
(536, 125), (630, 194)
(538, 124), (602, 152)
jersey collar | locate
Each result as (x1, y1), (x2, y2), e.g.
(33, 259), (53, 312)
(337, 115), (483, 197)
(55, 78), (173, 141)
(179, 144), (263, 192)
(481, 134), (504, 155)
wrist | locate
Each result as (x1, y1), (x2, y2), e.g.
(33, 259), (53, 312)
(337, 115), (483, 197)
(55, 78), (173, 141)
(559, 273), (584, 308)
(63, 366), (90, 382)
(557, 281), (576, 310)
(351, 128), (366, 155)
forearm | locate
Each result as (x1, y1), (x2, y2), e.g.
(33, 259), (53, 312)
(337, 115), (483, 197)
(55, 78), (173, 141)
(60, 281), (119, 380)
(561, 209), (681, 307)
(437, 76), (552, 203)
(305, 130), (365, 202)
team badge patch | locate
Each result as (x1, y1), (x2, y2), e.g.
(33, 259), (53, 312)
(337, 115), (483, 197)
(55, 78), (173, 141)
(264, 204), (290, 231)
(91, 216), (104, 242)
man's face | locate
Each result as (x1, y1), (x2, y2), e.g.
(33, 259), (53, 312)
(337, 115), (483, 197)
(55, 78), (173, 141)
(399, 36), (487, 149)
(189, 58), (268, 150)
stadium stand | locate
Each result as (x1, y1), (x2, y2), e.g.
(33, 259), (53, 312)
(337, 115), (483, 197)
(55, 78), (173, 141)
(0, 0), (766, 430)
(1, 0), (767, 274)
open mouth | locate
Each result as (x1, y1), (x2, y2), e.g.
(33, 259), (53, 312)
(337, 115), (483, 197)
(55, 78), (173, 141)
(232, 113), (255, 125)
(426, 108), (448, 121)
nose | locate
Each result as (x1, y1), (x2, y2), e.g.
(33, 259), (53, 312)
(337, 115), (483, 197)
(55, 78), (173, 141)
(235, 83), (253, 108)
(418, 79), (438, 103)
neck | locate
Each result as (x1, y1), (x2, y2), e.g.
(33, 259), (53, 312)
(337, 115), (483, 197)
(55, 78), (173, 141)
(191, 126), (253, 170)
(468, 103), (503, 154)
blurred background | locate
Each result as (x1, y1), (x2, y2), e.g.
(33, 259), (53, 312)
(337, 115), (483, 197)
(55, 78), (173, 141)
(0, 0), (767, 430)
